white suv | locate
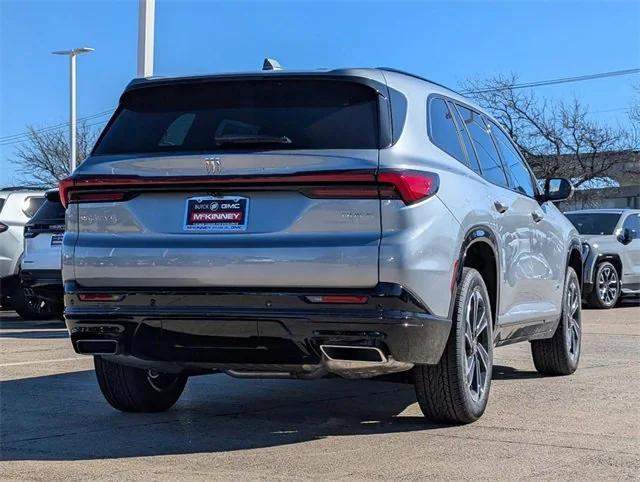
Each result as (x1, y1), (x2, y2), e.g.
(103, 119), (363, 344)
(0, 187), (45, 312)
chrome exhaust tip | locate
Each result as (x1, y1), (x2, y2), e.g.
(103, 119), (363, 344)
(319, 345), (387, 363)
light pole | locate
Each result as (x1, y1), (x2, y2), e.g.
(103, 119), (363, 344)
(52, 47), (94, 172)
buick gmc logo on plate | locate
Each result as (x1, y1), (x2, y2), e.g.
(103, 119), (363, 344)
(183, 196), (249, 232)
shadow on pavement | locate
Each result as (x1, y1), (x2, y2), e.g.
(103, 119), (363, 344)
(0, 369), (452, 462)
(492, 364), (541, 380)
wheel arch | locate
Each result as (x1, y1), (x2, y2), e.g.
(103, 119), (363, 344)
(452, 226), (500, 327)
(566, 239), (583, 289)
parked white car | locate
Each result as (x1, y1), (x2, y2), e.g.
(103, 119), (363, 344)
(0, 187), (46, 314)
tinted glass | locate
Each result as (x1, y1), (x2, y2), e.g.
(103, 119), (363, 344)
(429, 98), (465, 163)
(489, 121), (536, 197)
(450, 103), (481, 174)
(622, 213), (640, 236)
(22, 196), (45, 218)
(95, 80), (379, 154)
(457, 105), (508, 188)
(565, 213), (621, 235)
(0, 198), (4, 214)
(27, 199), (65, 226)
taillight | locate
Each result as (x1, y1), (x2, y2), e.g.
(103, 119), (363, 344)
(0, 222), (8, 233)
(58, 170), (439, 208)
(378, 171), (439, 205)
(24, 226), (36, 238)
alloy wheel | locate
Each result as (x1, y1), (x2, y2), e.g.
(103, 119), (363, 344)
(597, 266), (618, 305)
(464, 288), (490, 402)
(566, 278), (581, 361)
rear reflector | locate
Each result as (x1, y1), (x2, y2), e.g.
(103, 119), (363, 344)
(305, 295), (369, 304)
(78, 293), (124, 302)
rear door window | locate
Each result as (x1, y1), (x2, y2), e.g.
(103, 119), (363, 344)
(457, 105), (509, 188)
(449, 102), (481, 175)
(428, 97), (466, 163)
(489, 121), (536, 197)
(94, 79), (380, 155)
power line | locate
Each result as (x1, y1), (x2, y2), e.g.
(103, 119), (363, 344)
(0, 109), (113, 143)
(462, 68), (640, 94)
(0, 119), (109, 147)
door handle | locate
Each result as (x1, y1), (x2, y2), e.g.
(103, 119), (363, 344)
(494, 201), (509, 214)
(532, 211), (544, 223)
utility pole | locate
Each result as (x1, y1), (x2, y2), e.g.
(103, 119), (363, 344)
(137, 0), (155, 77)
(52, 48), (94, 172)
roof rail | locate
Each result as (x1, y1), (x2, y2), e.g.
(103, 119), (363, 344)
(377, 67), (462, 95)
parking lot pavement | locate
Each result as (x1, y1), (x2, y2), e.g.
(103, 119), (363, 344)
(1, 303), (639, 481)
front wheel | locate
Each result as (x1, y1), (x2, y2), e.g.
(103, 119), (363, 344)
(94, 356), (187, 412)
(587, 261), (620, 309)
(531, 267), (581, 375)
(414, 267), (494, 424)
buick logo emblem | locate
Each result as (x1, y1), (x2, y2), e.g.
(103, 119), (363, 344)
(204, 156), (222, 175)
(209, 202), (219, 211)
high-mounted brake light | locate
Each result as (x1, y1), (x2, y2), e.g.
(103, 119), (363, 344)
(378, 171), (439, 205)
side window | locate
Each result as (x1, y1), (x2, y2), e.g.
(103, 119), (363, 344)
(456, 105), (509, 188)
(623, 214), (640, 238)
(450, 103), (481, 175)
(489, 121), (536, 197)
(428, 97), (466, 164)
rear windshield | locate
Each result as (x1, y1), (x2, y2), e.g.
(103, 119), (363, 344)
(27, 199), (65, 226)
(565, 213), (621, 235)
(94, 79), (380, 155)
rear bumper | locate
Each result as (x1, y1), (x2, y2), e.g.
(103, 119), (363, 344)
(64, 282), (451, 374)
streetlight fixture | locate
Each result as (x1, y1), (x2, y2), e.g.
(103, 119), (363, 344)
(52, 47), (94, 172)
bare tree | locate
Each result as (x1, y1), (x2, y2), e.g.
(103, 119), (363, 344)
(11, 122), (99, 186)
(462, 74), (637, 190)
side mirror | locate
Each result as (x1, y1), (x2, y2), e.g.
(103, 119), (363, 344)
(618, 228), (634, 245)
(542, 178), (574, 202)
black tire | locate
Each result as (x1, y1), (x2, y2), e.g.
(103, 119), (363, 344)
(94, 356), (187, 413)
(531, 267), (581, 376)
(587, 261), (620, 309)
(12, 287), (59, 320)
(414, 267), (493, 424)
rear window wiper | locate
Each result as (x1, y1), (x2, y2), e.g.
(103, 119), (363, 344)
(214, 134), (292, 146)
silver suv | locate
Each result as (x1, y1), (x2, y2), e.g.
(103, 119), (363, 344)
(60, 68), (582, 423)
(565, 209), (640, 308)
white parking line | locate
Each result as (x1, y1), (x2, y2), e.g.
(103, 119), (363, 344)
(0, 357), (89, 367)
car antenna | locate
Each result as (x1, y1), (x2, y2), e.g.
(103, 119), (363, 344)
(262, 58), (283, 71)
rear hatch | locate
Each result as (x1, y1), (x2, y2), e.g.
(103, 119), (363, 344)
(66, 76), (390, 288)
(22, 193), (65, 271)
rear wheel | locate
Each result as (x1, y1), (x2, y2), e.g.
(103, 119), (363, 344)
(12, 287), (61, 320)
(414, 267), (493, 424)
(94, 356), (187, 412)
(531, 267), (581, 375)
(587, 261), (620, 309)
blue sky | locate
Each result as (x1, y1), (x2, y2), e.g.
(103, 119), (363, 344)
(1, 0), (639, 186)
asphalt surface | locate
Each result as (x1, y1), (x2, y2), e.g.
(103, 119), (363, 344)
(1, 301), (639, 480)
